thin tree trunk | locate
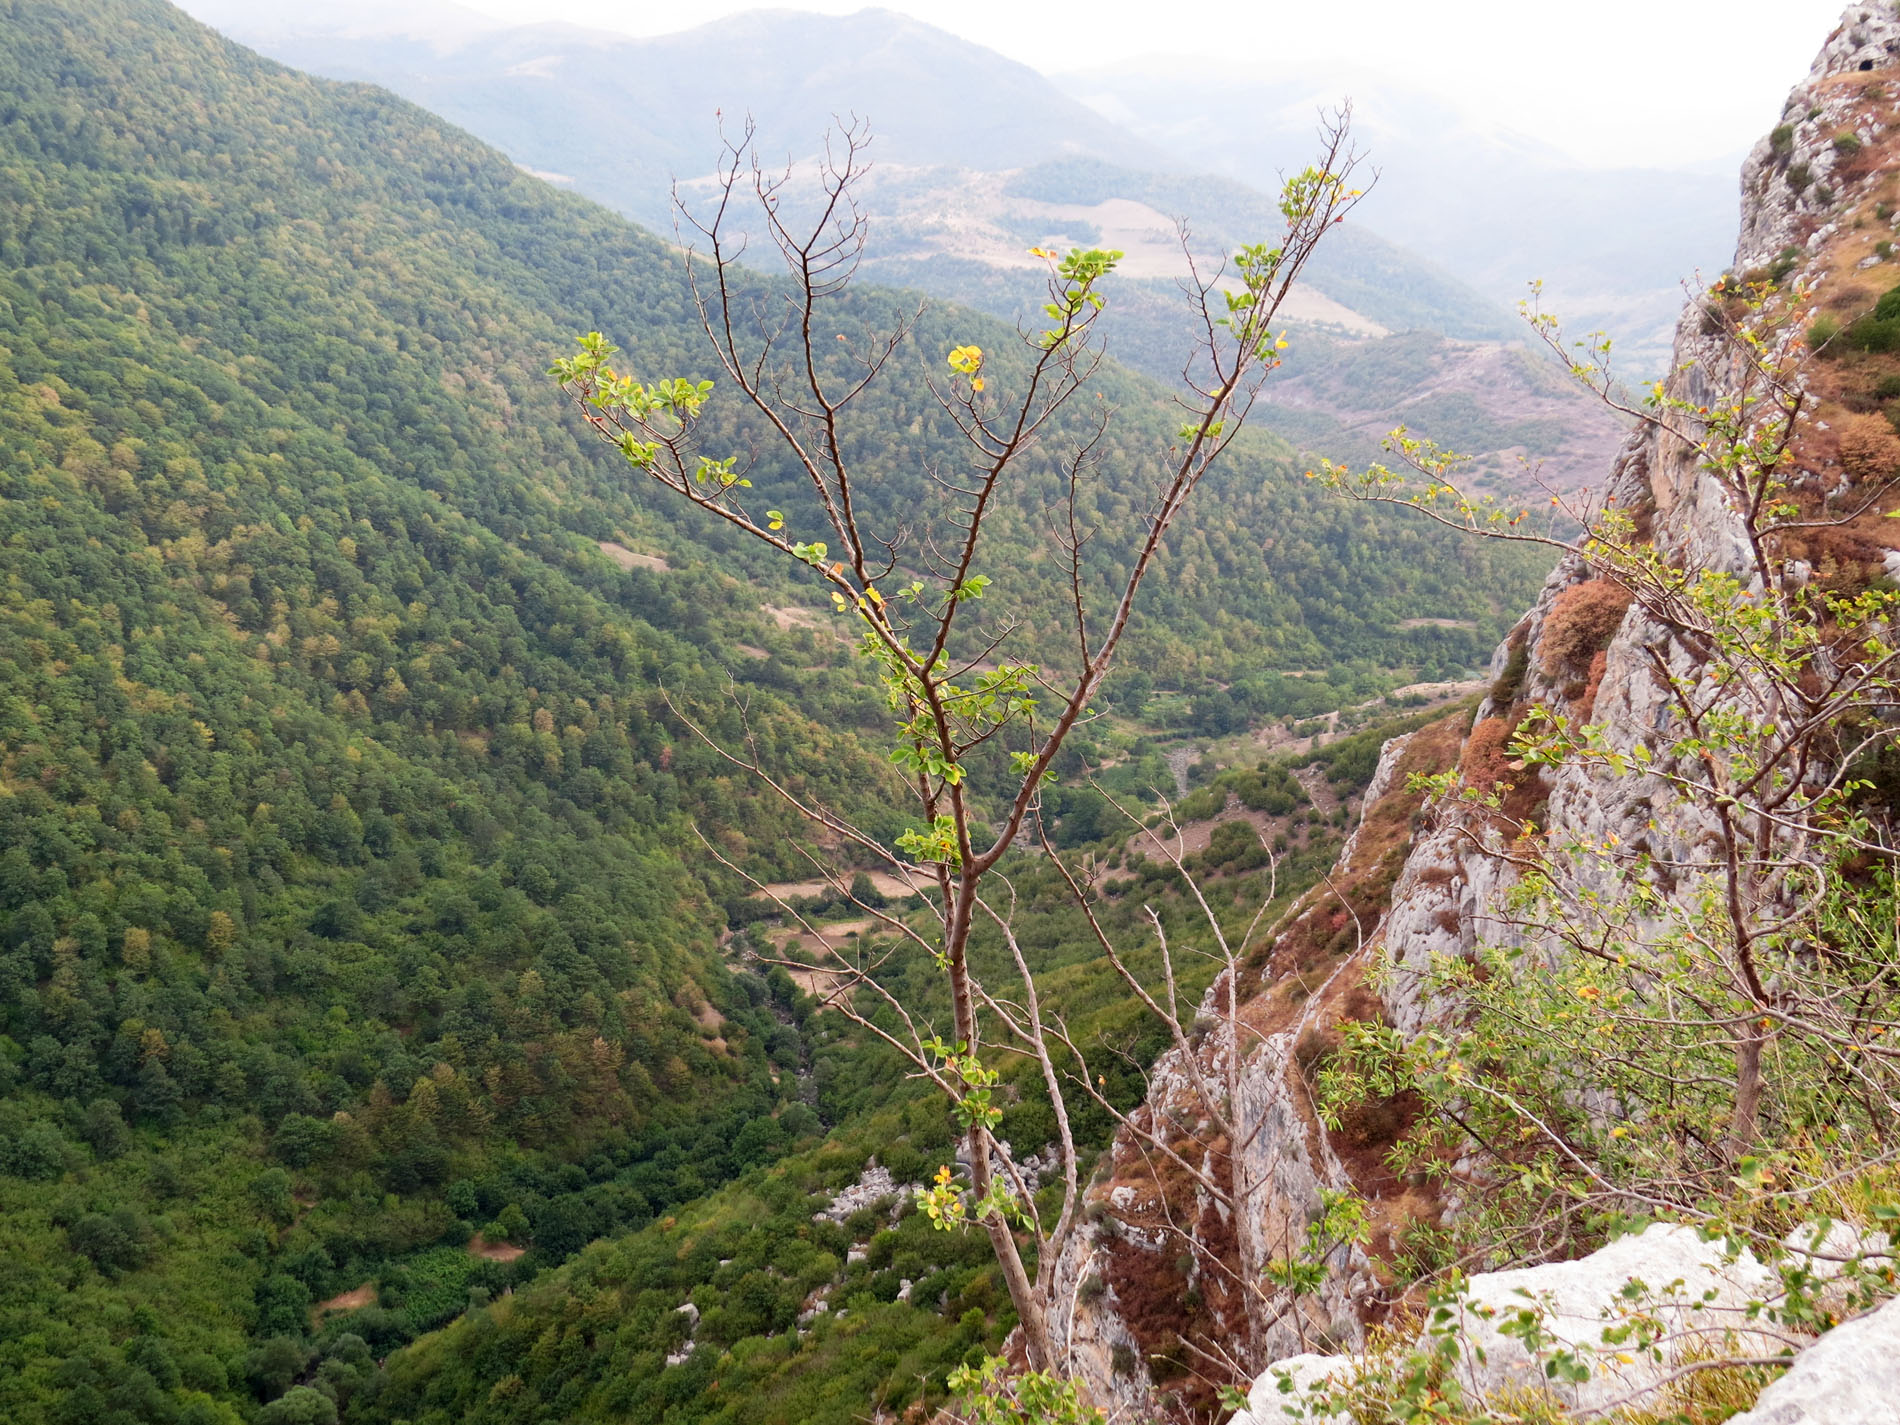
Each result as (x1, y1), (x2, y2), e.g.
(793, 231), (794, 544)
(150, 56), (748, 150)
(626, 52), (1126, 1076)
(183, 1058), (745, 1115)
(1726, 1025), (1765, 1162)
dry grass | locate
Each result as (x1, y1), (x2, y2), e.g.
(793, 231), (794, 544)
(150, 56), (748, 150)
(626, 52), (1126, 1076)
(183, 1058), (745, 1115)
(467, 1233), (525, 1262)
(313, 1282), (376, 1321)
(594, 539), (668, 572)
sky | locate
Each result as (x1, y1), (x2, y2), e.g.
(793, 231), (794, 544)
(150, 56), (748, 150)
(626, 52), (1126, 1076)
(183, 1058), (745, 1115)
(436, 0), (1853, 168)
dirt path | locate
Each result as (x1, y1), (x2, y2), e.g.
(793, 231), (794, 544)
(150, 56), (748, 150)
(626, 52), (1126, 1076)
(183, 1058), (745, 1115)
(1291, 765), (1340, 816)
(750, 870), (923, 903)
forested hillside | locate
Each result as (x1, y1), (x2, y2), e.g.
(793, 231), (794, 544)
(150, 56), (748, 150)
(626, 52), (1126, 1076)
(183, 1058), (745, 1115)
(0, 2), (1546, 1421)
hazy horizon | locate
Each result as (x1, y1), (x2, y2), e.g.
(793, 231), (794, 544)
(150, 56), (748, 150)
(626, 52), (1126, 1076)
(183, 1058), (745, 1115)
(243, 0), (1850, 170)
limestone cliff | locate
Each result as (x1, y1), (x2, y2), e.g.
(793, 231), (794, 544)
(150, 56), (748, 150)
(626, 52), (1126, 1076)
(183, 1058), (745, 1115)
(1046, 714), (1472, 1420)
(1056, 7), (1900, 1419)
(1381, 3), (1900, 1038)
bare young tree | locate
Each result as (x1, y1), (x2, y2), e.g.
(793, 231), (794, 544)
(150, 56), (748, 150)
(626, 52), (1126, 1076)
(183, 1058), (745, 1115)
(551, 114), (1365, 1384)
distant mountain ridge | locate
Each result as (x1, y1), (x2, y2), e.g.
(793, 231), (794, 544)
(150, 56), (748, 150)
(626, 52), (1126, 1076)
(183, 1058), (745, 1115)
(1058, 62), (1741, 371)
(172, 2), (1512, 336)
(180, 5), (1170, 205)
(178, 2), (1742, 377)
(173, 0), (1640, 490)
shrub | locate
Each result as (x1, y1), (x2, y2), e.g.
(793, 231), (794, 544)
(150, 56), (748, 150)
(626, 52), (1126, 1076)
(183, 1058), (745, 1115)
(1770, 123), (1795, 157)
(1768, 244), (1803, 281)
(257, 1386), (338, 1425)
(69, 1209), (150, 1278)
(1489, 633), (1531, 707)
(0, 1117), (70, 1179)
(1835, 131), (1865, 158)
(1837, 286), (1900, 352)
(1809, 310), (1843, 351)
(1538, 579), (1632, 676)
(1460, 717), (1515, 792)
(1839, 412), (1900, 478)
(1788, 161), (1813, 193)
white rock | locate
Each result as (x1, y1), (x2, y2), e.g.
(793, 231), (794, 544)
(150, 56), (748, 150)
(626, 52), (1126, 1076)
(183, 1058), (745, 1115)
(1782, 1218), (1891, 1280)
(1727, 1294), (1900, 1424)
(1434, 1223), (1775, 1412)
(1230, 1225), (1796, 1421)
(1230, 1352), (1351, 1425)
(1782, 1219), (1893, 1313)
(815, 1161), (918, 1224)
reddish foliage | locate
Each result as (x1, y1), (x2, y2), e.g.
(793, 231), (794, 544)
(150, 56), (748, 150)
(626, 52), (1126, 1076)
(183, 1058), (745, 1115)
(1537, 579), (1632, 676)
(1577, 648), (1610, 721)
(1838, 411), (1900, 479)
(1460, 717), (1514, 792)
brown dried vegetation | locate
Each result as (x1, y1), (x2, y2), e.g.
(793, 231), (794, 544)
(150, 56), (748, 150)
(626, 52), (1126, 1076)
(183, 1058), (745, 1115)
(1537, 579), (1632, 677)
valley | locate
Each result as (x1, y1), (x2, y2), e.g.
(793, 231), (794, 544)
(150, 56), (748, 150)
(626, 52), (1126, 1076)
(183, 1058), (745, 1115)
(10, 3), (1892, 1425)
(0, 2), (1539, 1421)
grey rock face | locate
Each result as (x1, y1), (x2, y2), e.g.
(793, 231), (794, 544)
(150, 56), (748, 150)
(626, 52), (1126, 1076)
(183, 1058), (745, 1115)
(1379, 0), (1900, 1036)
(1046, 995), (1374, 1416)
(1085, 11), (1900, 1417)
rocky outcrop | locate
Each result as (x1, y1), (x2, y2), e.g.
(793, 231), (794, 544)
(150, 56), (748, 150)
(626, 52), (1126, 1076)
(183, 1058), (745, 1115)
(1048, 973), (1377, 1418)
(1380, 0), (1900, 1035)
(1049, 713), (1471, 1418)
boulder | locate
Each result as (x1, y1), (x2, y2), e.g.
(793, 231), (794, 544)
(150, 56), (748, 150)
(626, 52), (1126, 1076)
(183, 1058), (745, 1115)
(1727, 1294), (1900, 1424)
(1231, 1224), (1779, 1422)
(1228, 1352), (1350, 1425)
(1436, 1223), (1775, 1412)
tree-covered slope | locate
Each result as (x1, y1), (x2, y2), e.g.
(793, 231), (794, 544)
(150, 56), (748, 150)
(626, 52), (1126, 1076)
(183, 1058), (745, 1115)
(0, 1), (902, 1417)
(0, 2), (1547, 1420)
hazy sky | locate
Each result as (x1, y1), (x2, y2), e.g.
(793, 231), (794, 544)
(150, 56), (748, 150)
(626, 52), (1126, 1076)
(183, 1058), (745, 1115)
(438, 0), (1852, 168)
